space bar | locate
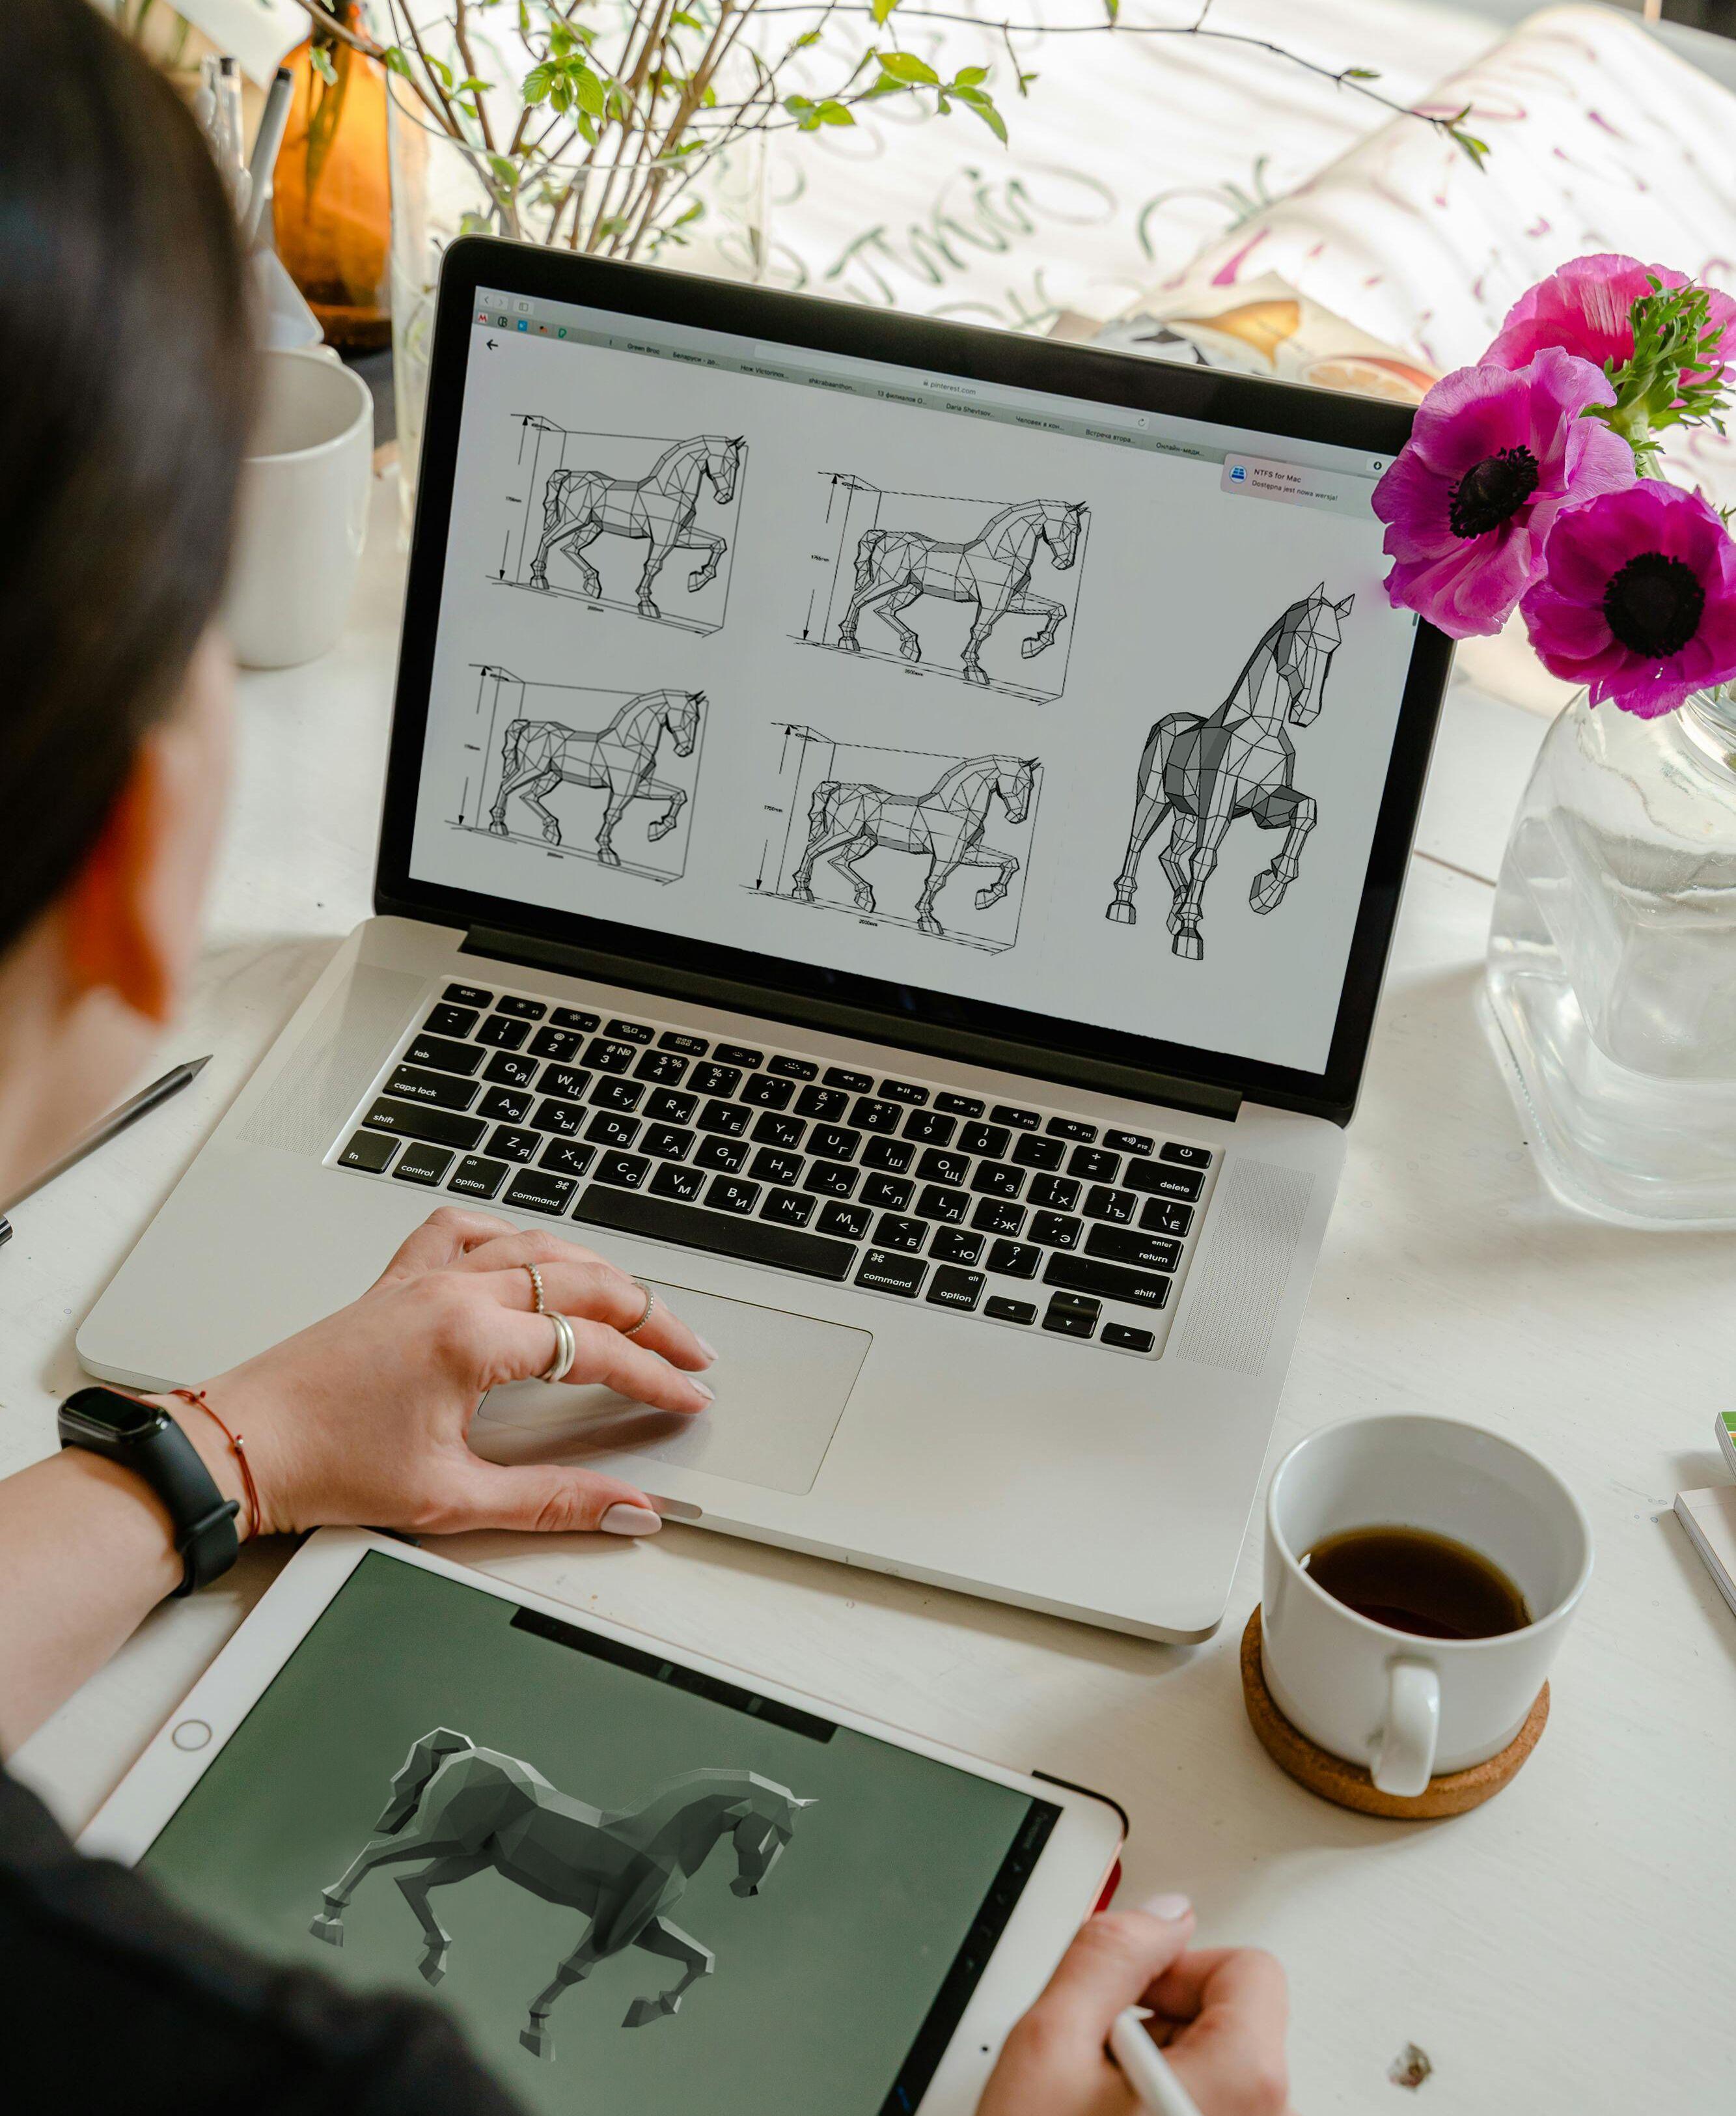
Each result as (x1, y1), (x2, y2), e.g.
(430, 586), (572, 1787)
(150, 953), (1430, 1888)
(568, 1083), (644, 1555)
(572, 1184), (855, 1281)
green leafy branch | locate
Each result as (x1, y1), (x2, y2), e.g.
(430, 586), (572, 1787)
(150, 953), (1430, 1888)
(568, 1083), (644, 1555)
(1587, 277), (1733, 475)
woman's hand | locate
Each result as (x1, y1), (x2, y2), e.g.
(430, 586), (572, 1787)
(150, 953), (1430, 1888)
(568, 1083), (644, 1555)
(978, 1899), (1291, 2116)
(161, 1208), (715, 1542)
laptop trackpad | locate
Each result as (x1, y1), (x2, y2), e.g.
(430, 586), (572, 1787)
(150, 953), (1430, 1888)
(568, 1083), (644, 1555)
(471, 1279), (871, 1497)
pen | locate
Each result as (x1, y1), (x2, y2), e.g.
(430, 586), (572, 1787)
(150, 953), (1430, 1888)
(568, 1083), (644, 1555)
(0, 1056), (212, 1218)
(243, 65), (294, 247)
(1109, 2007), (1204, 2116)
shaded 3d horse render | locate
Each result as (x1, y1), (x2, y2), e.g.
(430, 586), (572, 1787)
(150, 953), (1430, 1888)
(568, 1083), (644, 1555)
(310, 1731), (814, 2062)
(1105, 585), (1354, 960)
(835, 490), (1085, 686)
(488, 688), (702, 866)
(528, 432), (742, 619)
(791, 753), (1038, 938)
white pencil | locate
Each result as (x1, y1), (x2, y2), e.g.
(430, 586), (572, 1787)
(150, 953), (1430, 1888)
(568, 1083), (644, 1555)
(1109, 2007), (1205, 2116)
(243, 66), (295, 247)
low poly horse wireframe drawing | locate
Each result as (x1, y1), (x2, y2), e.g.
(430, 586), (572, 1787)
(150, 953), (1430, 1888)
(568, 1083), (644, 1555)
(1105, 585), (1353, 960)
(791, 753), (1038, 939)
(834, 491), (1085, 686)
(487, 688), (702, 867)
(310, 1731), (814, 2063)
(528, 432), (743, 620)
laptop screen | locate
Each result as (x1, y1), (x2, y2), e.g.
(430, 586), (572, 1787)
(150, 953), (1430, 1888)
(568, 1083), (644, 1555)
(394, 262), (1439, 1103)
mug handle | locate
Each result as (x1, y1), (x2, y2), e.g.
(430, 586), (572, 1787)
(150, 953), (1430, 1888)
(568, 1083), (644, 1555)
(1371, 1658), (1440, 1797)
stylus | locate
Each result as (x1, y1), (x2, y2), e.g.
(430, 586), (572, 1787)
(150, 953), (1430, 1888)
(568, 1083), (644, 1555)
(0, 1056), (212, 1215)
(1109, 2007), (1205, 2116)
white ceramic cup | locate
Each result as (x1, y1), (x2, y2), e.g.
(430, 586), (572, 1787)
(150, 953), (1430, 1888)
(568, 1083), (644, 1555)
(1261, 1415), (1592, 1797)
(222, 347), (372, 669)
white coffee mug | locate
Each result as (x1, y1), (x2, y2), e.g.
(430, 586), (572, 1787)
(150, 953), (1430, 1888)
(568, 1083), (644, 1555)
(223, 347), (372, 669)
(1261, 1415), (1591, 1797)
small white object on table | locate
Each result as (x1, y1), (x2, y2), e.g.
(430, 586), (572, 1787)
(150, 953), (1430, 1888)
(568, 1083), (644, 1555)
(6, 469), (1735, 2113)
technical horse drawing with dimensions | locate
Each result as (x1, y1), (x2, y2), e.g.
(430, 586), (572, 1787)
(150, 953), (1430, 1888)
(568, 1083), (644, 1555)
(488, 687), (703, 867)
(1105, 584), (1354, 960)
(310, 1730), (813, 2065)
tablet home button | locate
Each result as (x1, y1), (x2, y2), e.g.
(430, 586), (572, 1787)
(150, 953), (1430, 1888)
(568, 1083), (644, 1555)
(172, 1719), (212, 1751)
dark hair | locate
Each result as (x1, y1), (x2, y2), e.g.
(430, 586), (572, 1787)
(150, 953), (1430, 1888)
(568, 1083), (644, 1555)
(0, 0), (252, 953)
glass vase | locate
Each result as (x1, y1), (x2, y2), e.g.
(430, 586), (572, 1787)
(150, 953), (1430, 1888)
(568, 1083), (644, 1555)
(272, 13), (393, 354)
(1485, 684), (1736, 1228)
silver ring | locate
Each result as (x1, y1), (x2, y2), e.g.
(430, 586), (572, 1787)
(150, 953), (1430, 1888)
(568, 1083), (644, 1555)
(622, 1278), (657, 1337)
(523, 1262), (546, 1315)
(538, 1311), (576, 1384)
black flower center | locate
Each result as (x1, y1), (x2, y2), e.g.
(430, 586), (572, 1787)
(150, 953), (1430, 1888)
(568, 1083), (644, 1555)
(1601, 550), (1705, 660)
(1448, 446), (1540, 538)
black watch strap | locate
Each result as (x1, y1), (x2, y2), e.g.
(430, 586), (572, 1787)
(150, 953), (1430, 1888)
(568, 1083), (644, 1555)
(58, 1386), (240, 1596)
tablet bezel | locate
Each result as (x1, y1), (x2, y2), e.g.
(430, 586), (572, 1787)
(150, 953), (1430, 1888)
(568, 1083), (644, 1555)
(80, 1528), (1124, 2114)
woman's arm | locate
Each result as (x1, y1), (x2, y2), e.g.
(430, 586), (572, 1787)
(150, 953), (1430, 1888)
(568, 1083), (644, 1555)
(0, 1208), (714, 1752)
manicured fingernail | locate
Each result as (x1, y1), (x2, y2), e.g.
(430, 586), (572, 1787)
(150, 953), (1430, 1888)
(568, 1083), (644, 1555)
(691, 1380), (715, 1404)
(599, 1503), (662, 1536)
(1141, 1891), (1192, 1922)
(696, 1336), (719, 1363)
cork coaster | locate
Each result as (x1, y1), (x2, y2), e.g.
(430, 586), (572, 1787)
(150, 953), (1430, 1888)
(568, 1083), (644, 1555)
(1239, 1606), (1549, 1820)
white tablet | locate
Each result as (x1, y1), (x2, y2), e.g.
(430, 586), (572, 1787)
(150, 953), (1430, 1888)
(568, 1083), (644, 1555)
(81, 1529), (1124, 2115)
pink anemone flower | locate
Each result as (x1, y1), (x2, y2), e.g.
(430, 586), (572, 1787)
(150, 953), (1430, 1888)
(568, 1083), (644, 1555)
(1487, 253), (1736, 399)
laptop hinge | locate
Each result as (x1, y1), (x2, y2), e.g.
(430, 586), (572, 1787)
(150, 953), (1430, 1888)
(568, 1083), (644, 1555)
(462, 926), (1243, 1124)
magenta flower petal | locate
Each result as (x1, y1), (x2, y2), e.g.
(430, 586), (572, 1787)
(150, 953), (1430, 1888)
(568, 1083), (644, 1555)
(1488, 253), (1736, 398)
(1521, 482), (1736, 716)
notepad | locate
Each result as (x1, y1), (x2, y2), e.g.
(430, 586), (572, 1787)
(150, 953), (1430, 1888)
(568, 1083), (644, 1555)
(1674, 1486), (1736, 1623)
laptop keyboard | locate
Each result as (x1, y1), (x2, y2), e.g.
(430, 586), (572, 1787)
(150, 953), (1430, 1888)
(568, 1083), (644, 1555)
(331, 982), (1217, 1356)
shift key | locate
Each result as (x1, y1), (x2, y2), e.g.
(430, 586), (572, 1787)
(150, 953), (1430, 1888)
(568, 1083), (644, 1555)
(1041, 1252), (1172, 1309)
(361, 1096), (485, 1150)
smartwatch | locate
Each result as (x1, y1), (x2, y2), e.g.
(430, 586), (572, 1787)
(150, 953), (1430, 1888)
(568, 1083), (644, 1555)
(58, 1386), (240, 1596)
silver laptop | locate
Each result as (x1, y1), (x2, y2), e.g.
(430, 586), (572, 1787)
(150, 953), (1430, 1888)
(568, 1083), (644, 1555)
(79, 239), (1448, 1641)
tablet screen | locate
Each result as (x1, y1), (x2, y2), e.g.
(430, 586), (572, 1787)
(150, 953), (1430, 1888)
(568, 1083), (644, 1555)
(139, 1552), (1059, 2113)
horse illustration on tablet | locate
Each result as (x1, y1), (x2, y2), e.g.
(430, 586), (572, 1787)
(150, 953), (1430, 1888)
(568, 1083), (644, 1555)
(310, 1731), (814, 2061)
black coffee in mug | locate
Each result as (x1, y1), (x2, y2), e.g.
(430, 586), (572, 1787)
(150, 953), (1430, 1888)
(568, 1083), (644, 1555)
(1300, 1525), (1530, 1640)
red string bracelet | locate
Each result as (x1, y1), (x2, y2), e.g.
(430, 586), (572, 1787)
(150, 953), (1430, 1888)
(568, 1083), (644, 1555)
(169, 1387), (261, 1542)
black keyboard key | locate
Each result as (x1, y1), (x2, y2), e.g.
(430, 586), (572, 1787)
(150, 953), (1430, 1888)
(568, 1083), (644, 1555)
(1011, 1134), (1065, 1171)
(504, 1169), (577, 1216)
(808, 1125), (858, 1163)
(855, 1249), (926, 1296)
(585, 1111), (641, 1150)
(605, 1018), (653, 1044)
(657, 1031), (708, 1055)
(903, 1109), (956, 1147)
(750, 1148), (803, 1188)
(752, 1111), (805, 1150)
(1140, 1197), (1194, 1237)
(423, 1002), (478, 1038)
(340, 1129), (397, 1173)
(488, 1125), (541, 1163)
(690, 1063), (742, 1098)
(363, 1098), (484, 1150)
(385, 1063), (477, 1112)
(1043, 1292), (1099, 1338)
(551, 1006), (599, 1033)
(484, 1049), (538, 1089)
(1069, 1147), (1121, 1182)
(539, 1065), (590, 1102)
(1030, 1211), (1083, 1251)
(877, 1079), (928, 1106)
(645, 1089), (698, 1124)
(1043, 1253), (1172, 1310)
(972, 1197), (1026, 1237)
(927, 1266), (985, 1313)
(589, 1076), (644, 1113)
(958, 1122), (1010, 1160)
(532, 1096), (585, 1135)
(1028, 1174), (1079, 1212)
(443, 982), (493, 1009)
(477, 1014), (530, 1050)
(794, 1085), (849, 1122)
(595, 1151), (652, 1190)
(633, 1050), (689, 1086)
(935, 1092), (986, 1117)
(698, 1100), (749, 1137)
(642, 1124), (694, 1161)
(818, 1201), (872, 1241)
(1103, 1322), (1156, 1353)
(496, 995), (547, 1020)
(762, 1188), (816, 1229)
(971, 1160), (1023, 1199)
(916, 1184), (967, 1224)
(742, 1074), (795, 1110)
(583, 1038), (637, 1074)
(823, 1066), (874, 1093)
(394, 1142), (453, 1186)
(1087, 1225), (1181, 1272)
(1126, 1159), (1205, 1202)
(1084, 1186), (1135, 1224)
(406, 1033), (484, 1079)
(859, 1173), (913, 1211)
(478, 1086), (532, 1124)
(576, 1182), (855, 1281)
(693, 1136), (749, 1173)
(991, 1103), (1040, 1130)
(706, 1176), (760, 1216)
(713, 1043), (764, 1068)
(986, 1238), (1040, 1279)
(1161, 1141), (1213, 1167)
(862, 1137), (915, 1173)
(651, 1163), (706, 1203)
(540, 1139), (596, 1179)
(769, 1055), (818, 1081)
(930, 1227), (984, 1266)
(448, 1154), (508, 1199)
(804, 1163), (859, 1199)
(529, 1025), (586, 1063)
(874, 1214), (926, 1253)
(985, 1295), (1037, 1324)
(851, 1096), (902, 1134)
(1105, 1129), (1155, 1157)
(1046, 1117), (1097, 1143)
(916, 1148), (969, 1188)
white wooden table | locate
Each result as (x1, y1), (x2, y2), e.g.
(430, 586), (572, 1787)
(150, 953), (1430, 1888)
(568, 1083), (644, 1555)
(7, 469), (1734, 2113)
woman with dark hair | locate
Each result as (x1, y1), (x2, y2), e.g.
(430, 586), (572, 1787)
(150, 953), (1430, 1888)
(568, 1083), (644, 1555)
(0, 7), (1291, 2111)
